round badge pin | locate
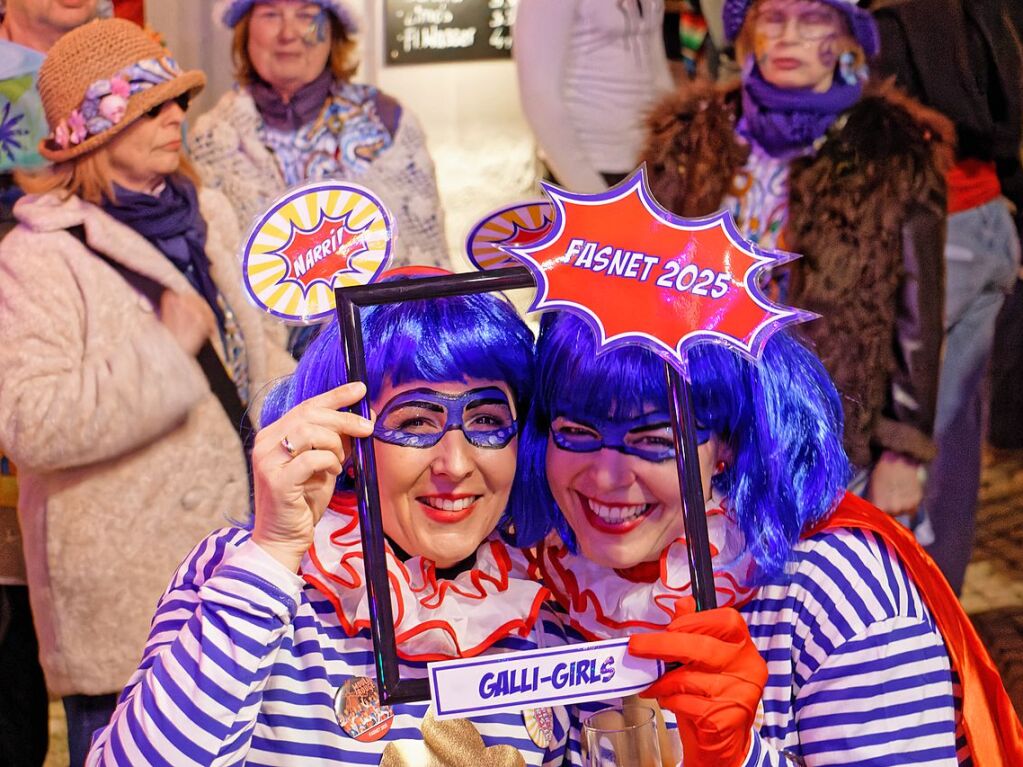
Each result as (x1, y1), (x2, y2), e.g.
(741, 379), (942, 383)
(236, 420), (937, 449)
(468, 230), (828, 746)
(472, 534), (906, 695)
(241, 181), (394, 325)
(334, 676), (395, 742)
(523, 707), (555, 749)
(465, 200), (553, 272)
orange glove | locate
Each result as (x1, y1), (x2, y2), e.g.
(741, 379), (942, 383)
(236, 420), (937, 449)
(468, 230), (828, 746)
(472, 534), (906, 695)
(628, 599), (767, 767)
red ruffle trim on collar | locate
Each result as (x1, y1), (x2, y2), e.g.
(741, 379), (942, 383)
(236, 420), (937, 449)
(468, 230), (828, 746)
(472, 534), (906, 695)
(301, 493), (550, 662)
(530, 501), (755, 641)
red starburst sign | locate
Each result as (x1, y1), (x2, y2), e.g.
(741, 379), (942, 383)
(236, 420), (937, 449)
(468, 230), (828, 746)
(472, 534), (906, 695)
(501, 168), (811, 370)
(464, 201), (554, 272)
(273, 212), (371, 289)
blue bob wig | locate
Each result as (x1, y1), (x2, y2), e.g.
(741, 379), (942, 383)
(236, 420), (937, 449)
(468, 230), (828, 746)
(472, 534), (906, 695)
(508, 312), (851, 584)
(260, 289), (535, 434)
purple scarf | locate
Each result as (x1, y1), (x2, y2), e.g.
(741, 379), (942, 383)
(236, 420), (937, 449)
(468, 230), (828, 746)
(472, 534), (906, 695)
(104, 175), (224, 329)
(738, 64), (862, 158)
(249, 69), (332, 130)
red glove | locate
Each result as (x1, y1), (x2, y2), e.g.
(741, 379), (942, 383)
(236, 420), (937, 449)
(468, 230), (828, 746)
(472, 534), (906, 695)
(628, 598), (767, 767)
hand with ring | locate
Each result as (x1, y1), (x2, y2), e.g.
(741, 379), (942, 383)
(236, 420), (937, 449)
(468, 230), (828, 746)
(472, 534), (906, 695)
(251, 382), (374, 572)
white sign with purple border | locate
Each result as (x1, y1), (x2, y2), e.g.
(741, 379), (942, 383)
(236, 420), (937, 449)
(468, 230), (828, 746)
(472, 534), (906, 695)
(428, 637), (663, 720)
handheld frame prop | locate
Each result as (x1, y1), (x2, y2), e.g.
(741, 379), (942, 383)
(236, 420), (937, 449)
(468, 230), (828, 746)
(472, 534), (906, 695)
(337, 169), (809, 705)
(334, 266), (536, 705)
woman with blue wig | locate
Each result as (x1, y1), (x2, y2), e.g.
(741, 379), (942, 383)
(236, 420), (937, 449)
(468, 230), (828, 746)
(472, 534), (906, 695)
(511, 312), (1022, 766)
(87, 279), (574, 766)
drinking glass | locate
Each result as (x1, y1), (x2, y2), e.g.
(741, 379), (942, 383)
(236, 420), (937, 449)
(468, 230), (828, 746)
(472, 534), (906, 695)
(581, 703), (663, 767)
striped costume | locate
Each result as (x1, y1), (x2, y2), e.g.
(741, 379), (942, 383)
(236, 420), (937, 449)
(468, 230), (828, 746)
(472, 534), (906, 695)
(536, 515), (964, 766)
(87, 503), (574, 766)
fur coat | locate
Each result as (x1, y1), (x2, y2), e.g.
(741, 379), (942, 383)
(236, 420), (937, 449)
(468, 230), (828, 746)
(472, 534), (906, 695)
(642, 80), (953, 468)
(0, 188), (294, 696)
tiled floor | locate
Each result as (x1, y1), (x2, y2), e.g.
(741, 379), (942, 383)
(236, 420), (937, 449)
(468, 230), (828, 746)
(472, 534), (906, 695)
(42, 450), (1023, 764)
(960, 448), (1023, 717)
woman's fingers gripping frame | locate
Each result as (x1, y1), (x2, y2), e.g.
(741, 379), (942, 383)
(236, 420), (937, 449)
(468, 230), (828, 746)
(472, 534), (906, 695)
(255, 382), (375, 465)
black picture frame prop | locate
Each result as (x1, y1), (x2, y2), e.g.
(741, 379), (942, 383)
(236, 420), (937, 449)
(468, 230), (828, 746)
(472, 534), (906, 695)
(666, 363), (717, 611)
(335, 266), (535, 704)
(335, 267), (718, 704)
(335, 267), (720, 707)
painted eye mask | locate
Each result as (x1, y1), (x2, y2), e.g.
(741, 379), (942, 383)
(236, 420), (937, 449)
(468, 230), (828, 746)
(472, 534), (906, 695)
(373, 387), (518, 450)
(550, 411), (712, 463)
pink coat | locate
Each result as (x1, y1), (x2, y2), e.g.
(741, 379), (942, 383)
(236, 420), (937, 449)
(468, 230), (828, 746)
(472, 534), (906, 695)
(0, 188), (294, 696)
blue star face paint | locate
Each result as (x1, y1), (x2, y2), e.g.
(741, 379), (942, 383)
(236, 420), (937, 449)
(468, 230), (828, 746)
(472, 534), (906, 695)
(302, 8), (329, 47)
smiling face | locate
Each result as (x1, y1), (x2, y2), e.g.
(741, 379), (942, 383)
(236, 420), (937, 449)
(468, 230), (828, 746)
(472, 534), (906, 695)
(545, 408), (720, 569)
(246, 0), (332, 100)
(372, 378), (519, 568)
(102, 97), (186, 194)
(752, 0), (849, 92)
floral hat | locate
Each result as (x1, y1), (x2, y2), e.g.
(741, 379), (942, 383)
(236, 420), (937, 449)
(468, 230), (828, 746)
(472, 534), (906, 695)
(213, 0), (359, 35)
(722, 0), (879, 57)
(36, 18), (205, 163)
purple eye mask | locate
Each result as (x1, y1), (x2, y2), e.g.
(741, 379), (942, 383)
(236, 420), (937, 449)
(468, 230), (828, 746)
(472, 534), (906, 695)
(373, 387), (518, 450)
(550, 411), (711, 463)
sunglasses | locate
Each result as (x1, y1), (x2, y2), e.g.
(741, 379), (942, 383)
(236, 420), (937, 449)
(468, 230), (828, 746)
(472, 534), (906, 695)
(144, 92), (192, 119)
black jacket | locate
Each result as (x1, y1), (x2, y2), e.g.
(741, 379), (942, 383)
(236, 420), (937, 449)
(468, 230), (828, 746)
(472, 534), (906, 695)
(873, 0), (1023, 228)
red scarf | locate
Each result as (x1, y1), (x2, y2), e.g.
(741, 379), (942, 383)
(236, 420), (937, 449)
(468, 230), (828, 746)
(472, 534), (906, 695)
(811, 493), (1023, 766)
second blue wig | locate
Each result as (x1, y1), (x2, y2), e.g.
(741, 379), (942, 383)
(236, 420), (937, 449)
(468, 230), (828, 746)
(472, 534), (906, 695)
(508, 313), (851, 584)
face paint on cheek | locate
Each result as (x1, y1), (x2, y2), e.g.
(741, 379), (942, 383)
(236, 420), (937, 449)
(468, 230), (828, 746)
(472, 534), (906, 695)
(817, 34), (838, 69)
(753, 33), (771, 67)
(302, 10), (329, 47)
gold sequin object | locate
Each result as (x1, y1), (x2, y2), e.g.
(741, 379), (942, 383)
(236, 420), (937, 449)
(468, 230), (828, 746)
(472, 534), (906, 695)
(379, 712), (525, 767)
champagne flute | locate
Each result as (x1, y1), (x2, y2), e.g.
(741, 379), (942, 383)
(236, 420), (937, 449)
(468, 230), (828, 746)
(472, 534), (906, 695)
(582, 703), (663, 767)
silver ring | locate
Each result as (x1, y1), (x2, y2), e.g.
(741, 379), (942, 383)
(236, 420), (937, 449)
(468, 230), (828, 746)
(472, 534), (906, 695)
(281, 435), (298, 458)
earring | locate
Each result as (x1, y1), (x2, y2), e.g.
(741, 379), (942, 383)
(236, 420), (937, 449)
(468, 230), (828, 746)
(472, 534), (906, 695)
(714, 460), (727, 475)
(839, 51), (859, 86)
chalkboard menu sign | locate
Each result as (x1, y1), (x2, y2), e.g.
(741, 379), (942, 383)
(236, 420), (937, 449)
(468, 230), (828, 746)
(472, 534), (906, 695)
(385, 0), (518, 65)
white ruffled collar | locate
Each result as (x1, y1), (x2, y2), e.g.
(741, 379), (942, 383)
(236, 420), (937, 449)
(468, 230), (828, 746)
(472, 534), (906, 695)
(301, 494), (550, 661)
(530, 494), (756, 640)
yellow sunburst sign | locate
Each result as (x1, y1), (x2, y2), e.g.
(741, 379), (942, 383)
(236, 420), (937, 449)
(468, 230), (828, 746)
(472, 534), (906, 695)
(242, 181), (394, 324)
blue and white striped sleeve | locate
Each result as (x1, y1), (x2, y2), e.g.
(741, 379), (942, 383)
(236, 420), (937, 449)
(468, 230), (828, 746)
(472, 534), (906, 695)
(741, 529), (960, 767)
(86, 527), (306, 766)
(534, 609), (577, 767)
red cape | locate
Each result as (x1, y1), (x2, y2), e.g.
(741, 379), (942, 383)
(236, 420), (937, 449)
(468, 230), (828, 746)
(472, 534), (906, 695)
(811, 493), (1023, 765)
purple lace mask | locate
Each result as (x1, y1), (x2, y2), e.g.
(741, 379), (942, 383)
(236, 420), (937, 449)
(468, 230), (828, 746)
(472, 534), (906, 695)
(550, 411), (712, 463)
(373, 387), (517, 450)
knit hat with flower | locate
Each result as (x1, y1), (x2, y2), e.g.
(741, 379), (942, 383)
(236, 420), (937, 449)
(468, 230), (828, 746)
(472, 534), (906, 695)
(36, 18), (204, 163)
(722, 0), (879, 57)
(212, 0), (358, 35)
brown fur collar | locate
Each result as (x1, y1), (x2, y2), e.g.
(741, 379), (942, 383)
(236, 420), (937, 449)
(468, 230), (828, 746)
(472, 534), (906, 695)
(642, 78), (952, 220)
(641, 79), (953, 466)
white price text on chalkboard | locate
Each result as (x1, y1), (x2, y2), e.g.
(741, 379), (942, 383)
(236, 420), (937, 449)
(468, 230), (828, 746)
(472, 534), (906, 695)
(385, 0), (518, 65)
